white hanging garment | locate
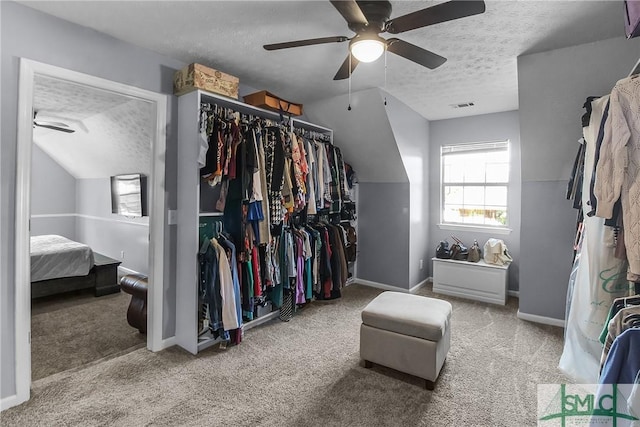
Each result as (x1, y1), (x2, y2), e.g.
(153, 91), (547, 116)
(211, 238), (240, 331)
(559, 95), (630, 383)
(306, 139), (317, 215)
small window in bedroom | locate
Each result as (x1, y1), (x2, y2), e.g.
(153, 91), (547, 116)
(441, 140), (510, 228)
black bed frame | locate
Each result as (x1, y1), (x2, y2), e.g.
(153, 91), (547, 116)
(31, 252), (122, 299)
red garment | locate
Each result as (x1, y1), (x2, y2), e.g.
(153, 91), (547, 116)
(251, 246), (262, 297)
(228, 123), (241, 179)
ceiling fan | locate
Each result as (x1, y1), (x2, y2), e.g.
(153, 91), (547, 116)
(264, 0), (486, 80)
(33, 111), (75, 133)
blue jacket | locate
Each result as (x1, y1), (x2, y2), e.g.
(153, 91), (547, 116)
(600, 328), (640, 384)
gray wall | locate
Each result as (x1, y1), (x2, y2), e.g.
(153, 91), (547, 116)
(30, 144), (77, 239)
(76, 178), (149, 275)
(384, 93), (431, 287)
(429, 111), (522, 290)
(305, 89), (413, 290)
(31, 143), (150, 274)
(357, 183), (411, 288)
(517, 36), (640, 320)
(1, 1), (185, 400)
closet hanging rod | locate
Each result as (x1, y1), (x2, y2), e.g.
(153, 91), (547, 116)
(200, 90), (292, 123)
(292, 118), (332, 134)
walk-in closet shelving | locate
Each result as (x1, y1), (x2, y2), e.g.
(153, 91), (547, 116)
(175, 89), (338, 355)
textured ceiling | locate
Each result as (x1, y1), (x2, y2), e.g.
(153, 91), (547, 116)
(33, 75), (152, 179)
(34, 75), (129, 122)
(21, 1), (625, 120)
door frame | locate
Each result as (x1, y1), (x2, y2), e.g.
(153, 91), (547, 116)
(14, 58), (169, 405)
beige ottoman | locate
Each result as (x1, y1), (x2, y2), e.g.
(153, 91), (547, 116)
(360, 291), (452, 390)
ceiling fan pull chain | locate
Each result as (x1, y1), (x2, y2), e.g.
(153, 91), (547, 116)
(348, 54), (352, 111)
(384, 46), (388, 106)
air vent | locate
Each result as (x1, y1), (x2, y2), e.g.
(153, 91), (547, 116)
(450, 102), (475, 109)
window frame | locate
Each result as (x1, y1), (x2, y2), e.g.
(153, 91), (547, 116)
(439, 140), (511, 231)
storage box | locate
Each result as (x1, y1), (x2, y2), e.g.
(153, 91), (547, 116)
(243, 91), (303, 116)
(173, 63), (239, 98)
(254, 300), (273, 318)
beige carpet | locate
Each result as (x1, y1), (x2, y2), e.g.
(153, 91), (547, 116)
(30, 290), (146, 381)
(3, 284), (566, 426)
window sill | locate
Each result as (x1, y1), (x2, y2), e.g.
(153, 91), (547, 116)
(437, 223), (512, 235)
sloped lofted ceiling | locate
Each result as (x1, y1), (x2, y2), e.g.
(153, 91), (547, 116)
(33, 75), (153, 179)
(19, 1), (626, 121)
(305, 88), (407, 183)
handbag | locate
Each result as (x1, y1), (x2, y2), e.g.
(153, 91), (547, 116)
(435, 240), (451, 259)
(483, 238), (513, 266)
(467, 240), (481, 263)
(450, 236), (468, 261)
(625, 0), (640, 39)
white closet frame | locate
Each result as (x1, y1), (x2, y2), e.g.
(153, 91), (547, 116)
(10, 59), (168, 409)
(175, 89), (333, 354)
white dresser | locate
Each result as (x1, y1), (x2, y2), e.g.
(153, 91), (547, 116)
(432, 257), (509, 305)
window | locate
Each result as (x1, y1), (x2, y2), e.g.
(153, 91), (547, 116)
(441, 140), (509, 228)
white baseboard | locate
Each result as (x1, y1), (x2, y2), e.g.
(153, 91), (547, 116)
(354, 279), (412, 293)
(517, 310), (565, 328)
(118, 265), (142, 277)
(508, 290), (520, 298)
(409, 278), (431, 294)
(156, 336), (176, 351)
(355, 278), (432, 294)
(1, 393), (24, 411)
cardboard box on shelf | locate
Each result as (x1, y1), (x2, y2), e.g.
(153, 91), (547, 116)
(173, 63), (239, 99)
(243, 90), (303, 116)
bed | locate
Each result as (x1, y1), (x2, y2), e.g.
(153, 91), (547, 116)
(30, 235), (122, 299)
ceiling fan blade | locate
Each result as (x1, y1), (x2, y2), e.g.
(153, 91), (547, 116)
(35, 120), (69, 128)
(34, 122), (76, 133)
(386, 0), (486, 34)
(333, 54), (360, 80)
(386, 38), (447, 69)
(330, 0), (368, 26)
(264, 36), (349, 51)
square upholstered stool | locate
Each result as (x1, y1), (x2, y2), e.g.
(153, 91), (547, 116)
(360, 291), (452, 390)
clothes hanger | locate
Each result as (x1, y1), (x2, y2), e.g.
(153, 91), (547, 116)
(624, 314), (640, 328)
(624, 295), (640, 307)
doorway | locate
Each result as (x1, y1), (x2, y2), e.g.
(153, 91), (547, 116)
(14, 59), (168, 404)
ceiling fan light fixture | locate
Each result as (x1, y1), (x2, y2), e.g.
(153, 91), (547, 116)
(350, 35), (385, 63)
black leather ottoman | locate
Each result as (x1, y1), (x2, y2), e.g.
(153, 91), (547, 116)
(120, 274), (148, 334)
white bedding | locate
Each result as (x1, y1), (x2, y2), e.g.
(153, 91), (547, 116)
(30, 235), (95, 282)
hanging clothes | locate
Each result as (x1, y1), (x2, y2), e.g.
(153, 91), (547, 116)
(599, 328), (640, 384)
(599, 295), (640, 344)
(586, 97), (610, 217)
(218, 234), (243, 330)
(305, 138), (318, 215)
(559, 94), (631, 383)
(294, 232), (306, 304)
(211, 238), (240, 331)
(594, 75), (640, 281)
(265, 126), (286, 227)
(198, 101), (353, 332)
(600, 305), (640, 370)
(198, 238), (223, 335)
(255, 129), (271, 244)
